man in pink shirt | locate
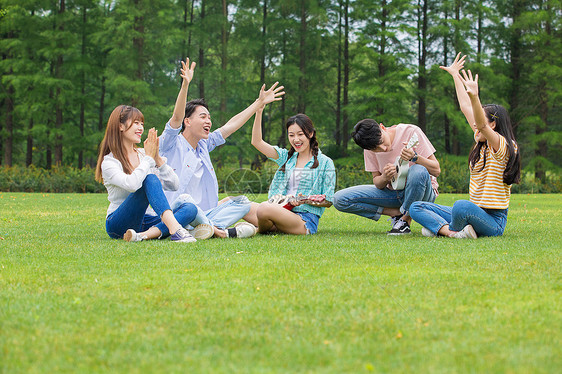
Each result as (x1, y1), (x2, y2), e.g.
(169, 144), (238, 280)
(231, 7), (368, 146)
(333, 119), (441, 235)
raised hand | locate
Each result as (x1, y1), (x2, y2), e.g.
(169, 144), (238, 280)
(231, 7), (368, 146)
(258, 82), (285, 106)
(439, 52), (466, 76)
(460, 69), (479, 97)
(144, 128), (159, 159)
(180, 58), (196, 85)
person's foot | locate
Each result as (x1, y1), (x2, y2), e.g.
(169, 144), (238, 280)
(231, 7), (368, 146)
(170, 228), (197, 243)
(387, 216), (411, 235)
(189, 223), (214, 240)
(123, 229), (145, 242)
(232, 222), (257, 238)
(453, 225), (478, 239)
(421, 227), (436, 237)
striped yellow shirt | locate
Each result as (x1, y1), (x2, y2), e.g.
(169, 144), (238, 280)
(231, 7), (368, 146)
(469, 135), (515, 209)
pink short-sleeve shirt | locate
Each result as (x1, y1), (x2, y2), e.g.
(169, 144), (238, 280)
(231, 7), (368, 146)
(364, 123), (439, 195)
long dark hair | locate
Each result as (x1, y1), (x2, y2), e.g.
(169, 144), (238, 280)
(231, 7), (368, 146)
(95, 105), (144, 183)
(468, 104), (521, 185)
(280, 113), (319, 172)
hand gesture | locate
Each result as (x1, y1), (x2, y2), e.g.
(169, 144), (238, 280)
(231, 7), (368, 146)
(383, 163), (397, 181)
(257, 82), (285, 106)
(400, 142), (415, 162)
(439, 52), (466, 77)
(180, 58), (196, 85)
(460, 69), (479, 97)
(144, 128), (159, 159)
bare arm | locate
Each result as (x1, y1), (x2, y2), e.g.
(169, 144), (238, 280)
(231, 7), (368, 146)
(251, 103), (278, 159)
(219, 82), (285, 139)
(460, 70), (501, 151)
(170, 58), (196, 129)
(440, 53), (476, 130)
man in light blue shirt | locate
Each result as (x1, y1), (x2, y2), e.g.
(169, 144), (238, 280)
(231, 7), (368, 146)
(159, 58), (284, 238)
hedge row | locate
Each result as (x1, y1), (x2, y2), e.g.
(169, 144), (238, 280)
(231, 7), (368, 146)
(0, 160), (559, 194)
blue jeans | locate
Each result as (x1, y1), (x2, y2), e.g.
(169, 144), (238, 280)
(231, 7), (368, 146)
(333, 164), (436, 221)
(106, 174), (198, 239)
(409, 200), (508, 237)
(171, 194), (252, 230)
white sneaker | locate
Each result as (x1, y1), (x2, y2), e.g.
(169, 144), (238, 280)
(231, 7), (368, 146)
(123, 229), (145, 242)
(234, 222), (257, 238)
(421, 227), (436, 237)
(453, 225), (478, 239)
(170, 228), (197, 243)
(189, 223), (214, 240)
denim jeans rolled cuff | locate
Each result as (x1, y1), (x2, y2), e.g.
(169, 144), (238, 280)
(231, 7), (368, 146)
(206, 195), (252, 229)
(450, 200), (508, 237)
(409, 201), (452, 235)
(333, 186), (398, 222)
(171, 194), (212, 228)
(400, 164), (436, 215)
(142, 202), (198, 238)
(105, 174), (175, 239)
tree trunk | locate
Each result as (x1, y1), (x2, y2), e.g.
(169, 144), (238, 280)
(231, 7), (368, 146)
(417, 0), (428, 133)
(79, 6), (87, 169)
(335, 0), (342, 147)
(54, 0), (65, 164)
(220, 0), (228, 123)
(4, 77), (13, 166)
(342, 0), (349, 152)
(297, 0), (307, 113)
(199, 0), (205, 98)
(26, 118), (33, 166)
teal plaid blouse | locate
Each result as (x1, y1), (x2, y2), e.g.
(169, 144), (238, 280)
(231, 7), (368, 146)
(267, 146), (336, 217)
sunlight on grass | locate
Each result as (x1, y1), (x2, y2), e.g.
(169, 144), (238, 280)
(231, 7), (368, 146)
(0, 193), (561, 373)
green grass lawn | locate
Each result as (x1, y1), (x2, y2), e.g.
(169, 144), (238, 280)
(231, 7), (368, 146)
(0, 192), (560, 373)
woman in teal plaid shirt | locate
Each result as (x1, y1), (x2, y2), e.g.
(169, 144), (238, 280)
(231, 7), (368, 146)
(251, 105), (336, 235)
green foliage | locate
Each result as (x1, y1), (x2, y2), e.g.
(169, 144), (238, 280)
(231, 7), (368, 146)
(0, 165), (104, 193)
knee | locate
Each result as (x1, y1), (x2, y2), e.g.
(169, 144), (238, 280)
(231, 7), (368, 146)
(333, 190), (348, 210)
(256, 202), (276, 220)
(452, 200), (472, 214)
(143, 174), (162, 188)
(408, 164), (429, 182)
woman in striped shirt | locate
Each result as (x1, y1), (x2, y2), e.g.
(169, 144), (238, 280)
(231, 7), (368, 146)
(410, 53), (521, 238)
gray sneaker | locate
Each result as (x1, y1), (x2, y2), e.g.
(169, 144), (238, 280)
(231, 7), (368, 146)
(123, 229), (145, 242)
(421, 227), (436, 237)
(453, 225), (478, 239)
(170, 228), (197, 243)
(189, 224), (214, 240)
(234, 222), (257, 238)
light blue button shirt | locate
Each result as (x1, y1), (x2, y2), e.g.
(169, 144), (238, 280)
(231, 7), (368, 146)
(159, 121), (225, 211)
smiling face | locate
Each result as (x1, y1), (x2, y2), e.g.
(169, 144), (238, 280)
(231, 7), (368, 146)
(121, 118), (144, 145)
(184, 105), (212, 141)
(287, 123), (311, 154)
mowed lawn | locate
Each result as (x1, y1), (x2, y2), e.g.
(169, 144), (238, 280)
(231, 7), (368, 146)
(0, 192), (560, 373)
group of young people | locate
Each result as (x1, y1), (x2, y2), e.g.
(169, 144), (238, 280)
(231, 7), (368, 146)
(95, 52), (520, 243)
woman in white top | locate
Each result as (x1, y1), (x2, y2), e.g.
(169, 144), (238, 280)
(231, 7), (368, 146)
(95, 105), (198, 242)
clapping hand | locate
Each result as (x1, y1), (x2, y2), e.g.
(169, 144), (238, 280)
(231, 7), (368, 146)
(143, 128), (159, 160)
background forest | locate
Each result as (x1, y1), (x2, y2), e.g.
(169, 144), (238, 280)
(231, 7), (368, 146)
(0, 0), (561, 193)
